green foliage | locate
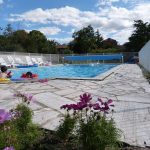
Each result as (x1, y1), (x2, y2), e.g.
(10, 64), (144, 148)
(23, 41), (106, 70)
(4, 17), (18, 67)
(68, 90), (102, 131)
(0, 24), (121, 54)
(91, 48), (120, 53)
(0, 121), (20, 149)
(0, 103), (42, 150)
(57, 114), (121, 150)
(0, 24), (59, 53)
(62, 49), (73, 54)
(14, 104), (42, 149)
(56, 115), (76, 140)
(70, 25), (103, 53)
(15, 104), (32, 131)
(145, 73), (150, 80)
(79, 117), (120, 150)
(95, 29), (103, 48)
(140, 64), (150, 82)
(46, 40), (59, 54)
(102, 38), (118, 49)
(124, 20), (150, 52)
(17, 123), (42, 150)
(58, 94), (121, 150)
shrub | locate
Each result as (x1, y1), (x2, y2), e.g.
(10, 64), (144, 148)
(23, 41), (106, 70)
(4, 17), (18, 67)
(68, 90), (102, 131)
(79, 116), (120, 150)
(56, 114), (76, 140)
(60, 93), (121, 150)
(0, 92), (42, 150)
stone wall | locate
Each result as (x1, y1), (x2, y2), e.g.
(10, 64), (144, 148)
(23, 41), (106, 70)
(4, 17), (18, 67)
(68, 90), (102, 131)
(139, 40), (150, 72)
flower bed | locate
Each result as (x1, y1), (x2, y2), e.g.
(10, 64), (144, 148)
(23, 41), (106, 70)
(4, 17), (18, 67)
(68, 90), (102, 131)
(1, 92), (148, 150)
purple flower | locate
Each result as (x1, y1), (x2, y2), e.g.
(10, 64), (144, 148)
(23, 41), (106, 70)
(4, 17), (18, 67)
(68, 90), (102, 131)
(3, 146), (14, 150)
(24, 93), (35, 102)
(69, 104), (78, 110)
(92, 103), (101, 110)
(0, 109), (11, 124)
(79, 93), (92, 104)
(88, 103), (93, 108)
(60, 102), (88, 111)
(10, 110), (21, 119)
(107, 99), (114, 107)
(60, 104), (69, 109)
(77, 102), (87, 110)
(97, 98), (114, 113)
(60, 94), (115, 114)
(14, 92), (35, 103)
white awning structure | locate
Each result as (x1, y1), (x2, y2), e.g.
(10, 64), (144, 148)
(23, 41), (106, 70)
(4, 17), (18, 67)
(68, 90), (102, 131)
(139, 40), (150, 72)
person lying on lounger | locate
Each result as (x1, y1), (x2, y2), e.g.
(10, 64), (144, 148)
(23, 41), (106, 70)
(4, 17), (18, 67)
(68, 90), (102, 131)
(21, 71), (38, 79)
(0, 65), (12, 78)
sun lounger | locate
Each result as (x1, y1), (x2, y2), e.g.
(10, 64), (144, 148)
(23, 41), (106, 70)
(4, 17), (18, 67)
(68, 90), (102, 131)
(15, 57), (25, 65)
(37, 57), (52, 66)
(7, 56), (19, 67)
(31, 58), (41, 65)
(25, 56), (34, 65)
(0, 57), (11, 67)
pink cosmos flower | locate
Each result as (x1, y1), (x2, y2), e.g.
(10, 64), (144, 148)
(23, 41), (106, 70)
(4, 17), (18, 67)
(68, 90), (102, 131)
(13, 92), (35, 103)
(23, 93), (35, 102)
(92, 103), (101, 110)
(79, 93), (92, 104)
(97, 98), (114, 113)
(0, 109), (11, 124)
(3, 146), (14, 150)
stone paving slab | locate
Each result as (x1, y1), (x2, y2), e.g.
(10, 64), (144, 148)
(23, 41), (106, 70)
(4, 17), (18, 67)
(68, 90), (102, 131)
(0, 64), (150, 147)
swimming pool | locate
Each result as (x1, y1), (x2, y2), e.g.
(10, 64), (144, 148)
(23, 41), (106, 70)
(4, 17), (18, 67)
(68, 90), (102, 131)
(10, 64), (117, 79)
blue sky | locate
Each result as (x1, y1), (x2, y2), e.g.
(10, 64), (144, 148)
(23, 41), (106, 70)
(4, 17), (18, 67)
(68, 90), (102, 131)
(0, 0), (150, 44)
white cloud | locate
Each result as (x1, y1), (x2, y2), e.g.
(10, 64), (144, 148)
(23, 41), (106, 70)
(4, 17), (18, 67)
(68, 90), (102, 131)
(0, 0), (3, 4)
(96, 0), (150, 7)
(110, 29), (133, 44)
(96, 0), (119, 6)
(8, 2), (150, 44)
(9, 7), (81, 26)
(49, 37), (73, 44)
(38, 27), (61, 35)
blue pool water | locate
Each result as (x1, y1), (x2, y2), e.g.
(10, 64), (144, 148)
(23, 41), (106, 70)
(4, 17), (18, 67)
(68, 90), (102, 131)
(10, 64), (117, 79)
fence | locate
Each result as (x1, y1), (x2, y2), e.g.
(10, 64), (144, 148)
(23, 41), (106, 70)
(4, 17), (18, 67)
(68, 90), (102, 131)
(0, 51), (138, 65)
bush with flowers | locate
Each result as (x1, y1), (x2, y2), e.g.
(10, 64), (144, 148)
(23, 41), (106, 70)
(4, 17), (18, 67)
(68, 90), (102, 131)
(0, 92), (42, 150)
(58, 93), (121, 150)
(0, 92), (121, 150)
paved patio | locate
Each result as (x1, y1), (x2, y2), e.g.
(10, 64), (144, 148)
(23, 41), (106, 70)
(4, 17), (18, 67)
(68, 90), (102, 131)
(0, 64), (150, 147)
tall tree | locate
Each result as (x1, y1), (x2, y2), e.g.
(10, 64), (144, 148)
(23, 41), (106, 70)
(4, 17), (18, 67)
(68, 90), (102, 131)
(95, 30), (103, 48)
(71, 25), (98, 53)
(12, 30), (29, 52)
(47, 40), (59, 54)
(124, 20), (150, 52)
(28, 30), (47, 53)
(102, 38), (118, 49)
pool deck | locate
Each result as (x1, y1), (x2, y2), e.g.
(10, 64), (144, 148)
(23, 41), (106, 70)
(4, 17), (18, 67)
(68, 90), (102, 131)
(0, 64), (150, 147)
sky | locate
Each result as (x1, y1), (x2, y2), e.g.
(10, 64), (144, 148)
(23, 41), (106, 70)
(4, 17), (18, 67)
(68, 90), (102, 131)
(0, 0), (150, 45)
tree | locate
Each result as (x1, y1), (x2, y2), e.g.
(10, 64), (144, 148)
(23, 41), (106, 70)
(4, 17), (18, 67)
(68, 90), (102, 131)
(102, 38), (118, 49)
(95, 30), (103, 48)
(27, 30), (47, 53)
(124, 20), (150, 52)
(46, 40), (59, 54)
(12, 30), (29, 52)
(70, 25), (99, 53)
(0, 24), (15, 51)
